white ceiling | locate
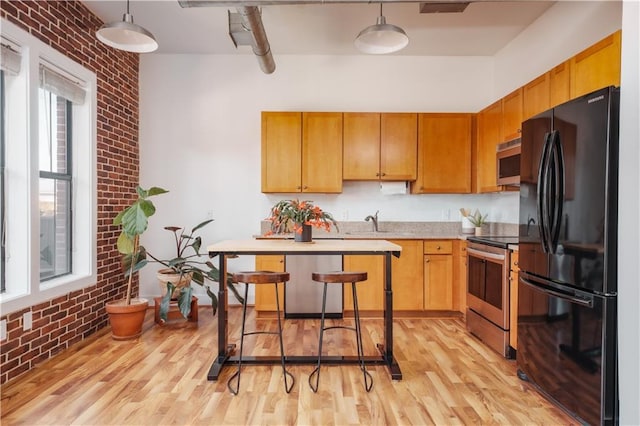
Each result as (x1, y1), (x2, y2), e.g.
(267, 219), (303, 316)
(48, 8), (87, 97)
(83, 0), (555, 56)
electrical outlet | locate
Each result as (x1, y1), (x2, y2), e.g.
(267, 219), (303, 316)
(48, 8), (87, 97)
(0, 319), (6, 341)
(23, 311), (32, 331)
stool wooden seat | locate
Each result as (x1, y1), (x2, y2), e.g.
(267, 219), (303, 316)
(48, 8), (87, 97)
(227, 271), (294, 395)
(309, 271), (373, 393)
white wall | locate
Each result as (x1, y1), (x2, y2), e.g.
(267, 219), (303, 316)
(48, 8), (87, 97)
(618, 2), (640, 424)
(494, 1), (623, 98)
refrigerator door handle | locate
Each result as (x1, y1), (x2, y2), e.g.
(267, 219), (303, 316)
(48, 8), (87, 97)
(536, 132), (552, 253)
(520, 276), (594, 308)
(549, 130), (565, 253)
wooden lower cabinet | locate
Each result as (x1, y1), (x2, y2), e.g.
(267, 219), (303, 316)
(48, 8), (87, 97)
(454, 240), (468, 315)
(391, 240), (424, 311)
(509, 251), (519, 350)
(343, 253), (384, 314)
(254, 255), (285, 313)
(423, 240), (454, 311)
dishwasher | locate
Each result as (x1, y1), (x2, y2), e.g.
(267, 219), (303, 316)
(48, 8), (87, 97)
(284, 254), (343, 319)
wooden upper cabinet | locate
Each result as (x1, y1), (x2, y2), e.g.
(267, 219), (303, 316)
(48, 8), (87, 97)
(549, 60), (571, 108)
(343, 113), (381, 180)
(571, 30), (621, 99)
(412, 113), (472, 194)
(501, 88), (523, 141)
(475, 100), (503, 193)
(261, 111), (342, 193)
(302, 112), (343, 193)
(261, 112), (302, 193)
(380, 113), (418, 180)
(523, 73), (550, 120)
(343, 112), (417, 181)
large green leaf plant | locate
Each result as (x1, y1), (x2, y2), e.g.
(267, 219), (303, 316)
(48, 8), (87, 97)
(113, 186), (241, 321)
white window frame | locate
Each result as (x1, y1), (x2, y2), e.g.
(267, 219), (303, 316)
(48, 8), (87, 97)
(0, 19), (97, 315)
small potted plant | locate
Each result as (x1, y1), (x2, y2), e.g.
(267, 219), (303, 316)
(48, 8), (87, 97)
(467, 209), (488, 236)
(152, 221), (243, 322)
(108, 185), (168, 340)
(265, 199), (339, 242)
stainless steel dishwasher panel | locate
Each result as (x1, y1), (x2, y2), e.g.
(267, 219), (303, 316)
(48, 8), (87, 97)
(284, 254), (343, 319)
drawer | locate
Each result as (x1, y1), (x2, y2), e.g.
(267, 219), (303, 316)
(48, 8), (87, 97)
(424, 240), (452, 254)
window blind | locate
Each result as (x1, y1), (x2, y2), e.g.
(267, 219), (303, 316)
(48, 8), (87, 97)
(0, 43), (21, 75)
(39, 64), (86, 105)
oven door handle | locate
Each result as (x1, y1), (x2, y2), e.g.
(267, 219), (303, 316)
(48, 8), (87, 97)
(467, 247), (505, 261)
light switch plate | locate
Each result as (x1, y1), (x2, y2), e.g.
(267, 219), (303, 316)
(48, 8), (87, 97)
(23, 311), (32, 331)
(0, 319), (6, 340)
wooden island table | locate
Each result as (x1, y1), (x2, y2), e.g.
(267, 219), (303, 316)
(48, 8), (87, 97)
(206, 238), (403, 381)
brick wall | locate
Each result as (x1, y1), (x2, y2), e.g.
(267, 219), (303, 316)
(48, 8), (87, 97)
(1, 0), (141, 385)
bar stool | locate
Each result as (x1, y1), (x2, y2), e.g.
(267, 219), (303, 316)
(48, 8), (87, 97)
(227, 271), (294, 395)
(309, 271), (373, 393)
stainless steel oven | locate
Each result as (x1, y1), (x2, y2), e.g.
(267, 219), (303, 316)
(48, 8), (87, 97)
(466, 237), (516, 358)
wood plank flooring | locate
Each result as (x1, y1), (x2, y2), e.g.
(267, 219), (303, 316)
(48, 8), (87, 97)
(1, 307), (576, 425)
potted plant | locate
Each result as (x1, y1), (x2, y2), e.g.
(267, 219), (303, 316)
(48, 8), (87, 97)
(265, 199), (339, 242)
(107, 185), (168, 340)
(152, 221), (243, 322)
(467, 209), (488, 236)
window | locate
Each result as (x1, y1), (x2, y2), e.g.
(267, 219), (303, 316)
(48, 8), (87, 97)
(1, 19), (97, 314)
(1, 70), (5, 293)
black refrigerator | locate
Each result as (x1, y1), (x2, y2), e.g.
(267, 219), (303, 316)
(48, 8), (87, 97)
(517, 86), (619, 425)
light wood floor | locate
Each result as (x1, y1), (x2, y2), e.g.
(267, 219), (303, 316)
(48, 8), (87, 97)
(1, 307), (576, 425)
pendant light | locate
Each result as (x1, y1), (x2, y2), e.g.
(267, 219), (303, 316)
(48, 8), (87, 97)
(354, 3), (409, 55)
(96, 0), (158, 53)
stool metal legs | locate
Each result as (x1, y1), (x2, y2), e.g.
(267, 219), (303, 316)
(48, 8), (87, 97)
(309, 281), (373, 393)
(227, 282), (294, 395)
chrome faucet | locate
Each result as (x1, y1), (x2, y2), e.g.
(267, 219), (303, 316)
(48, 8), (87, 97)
(364, 210), (379, 232)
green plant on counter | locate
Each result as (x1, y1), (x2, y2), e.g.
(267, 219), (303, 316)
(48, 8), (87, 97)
(467, 209), (488, 227)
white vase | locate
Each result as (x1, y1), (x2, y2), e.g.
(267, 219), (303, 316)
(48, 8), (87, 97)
(475, 227), (483, 236)
(462, 217), (475, 234)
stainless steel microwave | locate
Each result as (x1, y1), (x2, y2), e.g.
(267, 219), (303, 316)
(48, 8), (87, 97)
(496, 138), (521, 185)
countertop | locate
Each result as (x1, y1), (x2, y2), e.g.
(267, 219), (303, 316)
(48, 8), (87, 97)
(257, 221), (520, 243)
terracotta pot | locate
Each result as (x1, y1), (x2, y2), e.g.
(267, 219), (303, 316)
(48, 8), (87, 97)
(157, 269), (192, 299)
(106, 298), (149, 341)
(294, 223), (312, 242)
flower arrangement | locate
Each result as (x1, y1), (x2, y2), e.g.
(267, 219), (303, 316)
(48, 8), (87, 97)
(266, 199), (339, 235)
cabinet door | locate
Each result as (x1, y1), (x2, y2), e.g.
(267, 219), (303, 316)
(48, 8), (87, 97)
(380, 113), (418, 180)
(475, 100), (503, 193)
(571, 30), (621, 99)
(254, 255), (285, 313)
(413, 113), (472, 194)
(523, 73), (550, 120)
(502, 88), (523, 141)
(343, 112), (381, 180)
(261, 112), (302, 193)
(302, 112), (343, 193)
(454, 240), (468, 314)
(343, 254), (384, 314)
(550, 60), (571, 108)
(391, 240), (424, 311)
(424, 254), (453, 310)
(509, 251), (519, 350)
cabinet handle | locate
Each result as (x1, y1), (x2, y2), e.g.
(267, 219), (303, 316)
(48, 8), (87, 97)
(296, 186), (301, 190)
(425, 258), (430, 263)
(436, 245), (441, 250)
(514, 261), (518, 266)
(376, 172), (380, 177)
(381, 172), (386, 176)
(303, 186), (308, 190)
